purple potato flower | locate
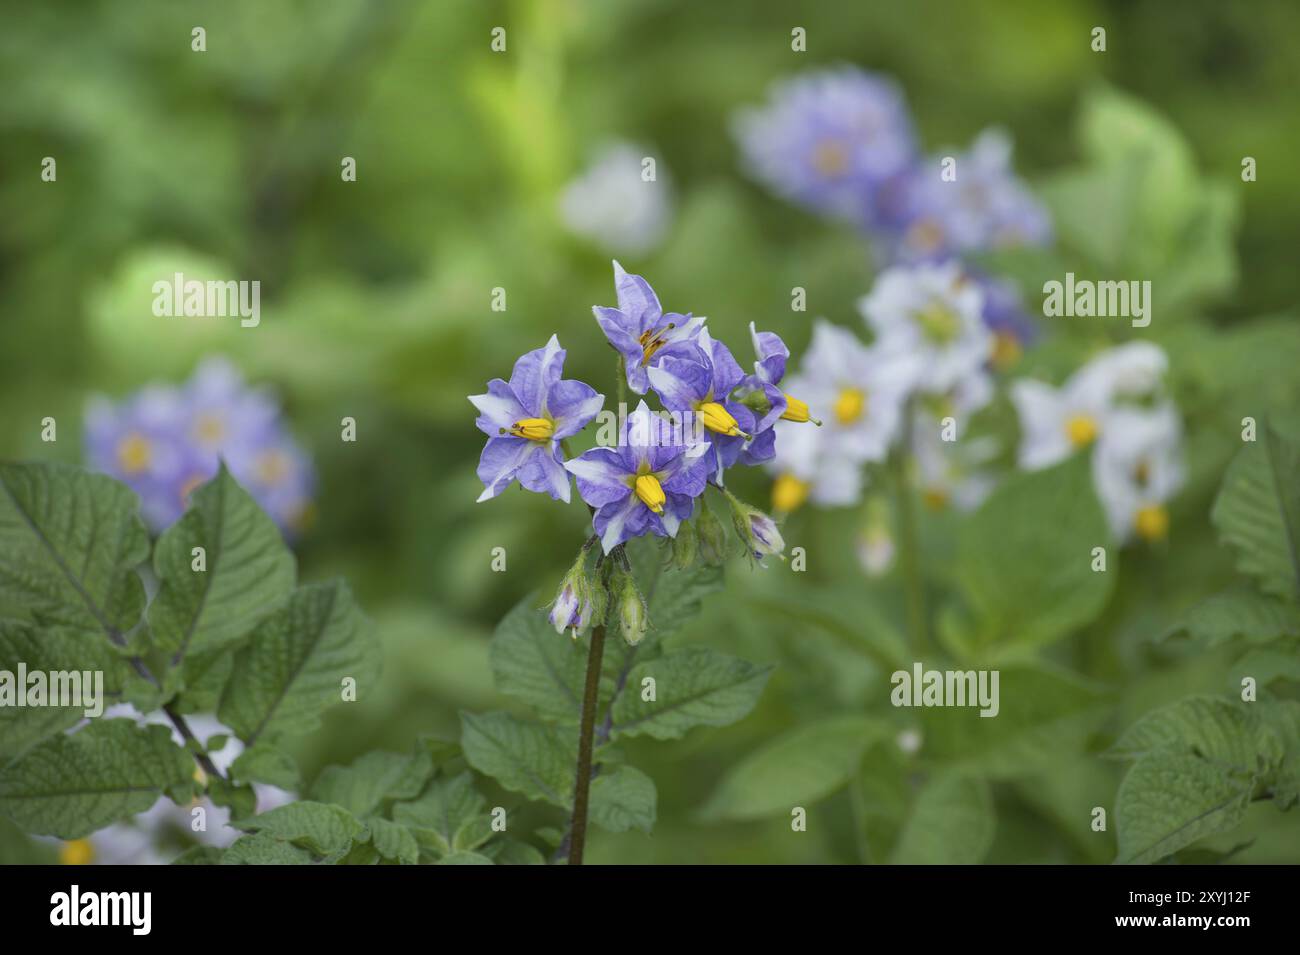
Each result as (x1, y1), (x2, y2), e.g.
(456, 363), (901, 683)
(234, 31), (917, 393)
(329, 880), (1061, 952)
(85, 358), (314, 534)
(470, 335), (605, 504)
(564, 400), (712, 554)
(646, 329), (756, 483)
(593, 261), (704, 395)
(884, 128), (1052, 264)
(733, 66), (918, 227)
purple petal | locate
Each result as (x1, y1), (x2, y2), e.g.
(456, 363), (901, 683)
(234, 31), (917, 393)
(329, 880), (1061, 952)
(476, 435), (536, 502)
(658, 442), (711, 498)
(659, 491), (697, 538)
(612, 260), (662, 327)
(468, 379), (527, 435)
(749, 322), (789, 384)
(593, 493), (646, 553)
(738, 426), (777, 467)
(516, 442), (571, 502)
(508, 335), (566, 413)
(647, 354), (712, 412)
(700, 330), (745, 396)
(565, 448), (633, 508)
(547, 379), (605, 438)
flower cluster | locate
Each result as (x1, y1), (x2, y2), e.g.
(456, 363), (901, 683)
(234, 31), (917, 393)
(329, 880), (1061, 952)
(470, 263), (810, 564)
(735, 65), (1048, 357)
(85, 358), (314, 534)
(1012, 342), (1184, 542)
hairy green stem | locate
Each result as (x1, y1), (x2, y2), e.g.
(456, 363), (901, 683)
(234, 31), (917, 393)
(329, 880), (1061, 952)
(567, 619), (607, 865)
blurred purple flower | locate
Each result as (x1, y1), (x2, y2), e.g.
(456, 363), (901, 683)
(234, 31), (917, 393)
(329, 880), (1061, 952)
(884, 129), (1052, 264)
(85, 358), (314, 535)
(733, 66), (917, 227)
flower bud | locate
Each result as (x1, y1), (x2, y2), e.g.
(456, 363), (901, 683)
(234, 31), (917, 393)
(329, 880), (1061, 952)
(548, 553), (595, 636)
(670, 519), (697, 570)
(615, 570), (649, 646)
(727, 492), (785, 562)
(695, 502), (728, 565)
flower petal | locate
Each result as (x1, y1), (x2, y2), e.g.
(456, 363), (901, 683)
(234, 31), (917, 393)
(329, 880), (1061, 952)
(565, 447), (633, 508)
(612, 260), (663, 326)
(476, 435), (535, 502)
(594, 492), (645, 554)
(517, 442), (572, 502)
(508, 335), (566, 413)
(547, 380), (605, 438)
(468, 379), (527, 435)
(647, 354), (712, 412)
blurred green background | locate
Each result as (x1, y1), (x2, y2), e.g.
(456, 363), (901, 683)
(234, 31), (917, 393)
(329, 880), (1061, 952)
(3, 0), (1299, 863)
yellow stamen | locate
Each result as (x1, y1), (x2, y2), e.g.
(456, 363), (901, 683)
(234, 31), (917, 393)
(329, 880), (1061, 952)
(634, 474), (666, 514)
(638, 324), (676, 365)
(59, 839), (94, 866)
(1065, 414), (1099, 448)
(813, 140), (849, 177)
(256, 450), (291, 486)
(115, 432), (152, 475)
(922, 488), (950, 512)
(780, 393), (820, 425)
(991, 331), (1022, 371)
(833, 388), (866, 425)
(507, 418), (554, 442)
(914, 302), (961, 344)
(193, 412), (226, 447)
(772, 474), (810, 513)
(1135, 504), (1169, 541)
(699, 401), (744, 437)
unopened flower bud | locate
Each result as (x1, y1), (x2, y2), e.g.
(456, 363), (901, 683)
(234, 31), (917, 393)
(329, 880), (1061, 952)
(615, 570), (649, 646)
(727, 492), (785, 562)
(670, 519), (697, 570)
(548, 553), (594, 636)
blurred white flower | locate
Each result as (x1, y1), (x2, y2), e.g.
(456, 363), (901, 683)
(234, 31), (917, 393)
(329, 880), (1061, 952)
(858, 261), (990, 396)
(911, 416), (999, 513)
(767, 415), (864, 511)
(559, 142), (672, 254)
(1011, 342), (1170, 471)
(49, 708), (295, 865)
(787, 319), (918, 466)
(1092, 404), (1185, 543)
(856, 524), (896, 576)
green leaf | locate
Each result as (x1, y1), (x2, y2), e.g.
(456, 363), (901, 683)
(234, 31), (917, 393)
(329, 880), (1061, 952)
(0, 620), (129, 762)
(891, 772), (995, 865)
(0, 462), (149, 641)
(148, 465), (296, 694)
(0, 719), (193, 838)
(955, 456), (1113, 650)
(1211, 425), (1300, 600)
(366, 817), (419, 864)
(230, 744), (300, 790)
(436, 851), (494, 865)
(701, 716), (889, 821)
(1160, 586), (1300, 648)
(589, 765), (656, 833)
(609, 647), (771, 740)
(920, 665), (1108, 778)
(1116, 751), (1255, 864)
(391, 771), (488, 857)
(218, 580), (380, 745)
(171, 846), (225, 865)
(460, 711), (575, 809)
(310, 748), (434, 818)
(230, 801), (365, 859)
(489, 840), (547, 865)
(1258, 701), (1300, 808)
(489, 595), (586, 722)
(221, 832), (315, 865)
(1108, 697), (1260, 768)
